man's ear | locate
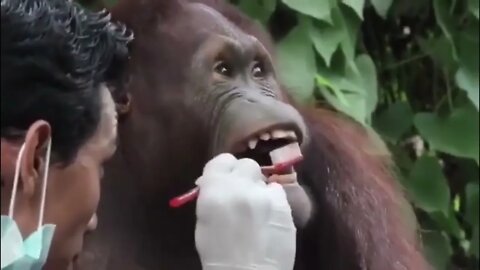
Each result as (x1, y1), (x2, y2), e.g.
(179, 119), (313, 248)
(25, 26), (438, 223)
(19, 120), (52, 198)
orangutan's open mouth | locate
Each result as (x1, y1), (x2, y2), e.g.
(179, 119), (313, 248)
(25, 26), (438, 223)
(234, 128), (301, 174)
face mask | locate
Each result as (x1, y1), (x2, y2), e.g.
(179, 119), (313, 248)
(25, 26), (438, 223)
(1, 138), (56, 270)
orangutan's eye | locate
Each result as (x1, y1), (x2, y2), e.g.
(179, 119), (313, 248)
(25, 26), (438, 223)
(213, 61), (233, 77)
(251, 61), (265, 78)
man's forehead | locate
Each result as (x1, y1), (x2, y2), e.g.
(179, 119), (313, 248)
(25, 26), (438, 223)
(99, 85), (118, 144)
(82, 85), (117, 153)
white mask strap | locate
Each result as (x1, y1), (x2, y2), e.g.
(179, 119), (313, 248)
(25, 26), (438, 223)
(8, 143), (26, 218)
(8, 138), (52, 230)
(37, 137), (52, 229)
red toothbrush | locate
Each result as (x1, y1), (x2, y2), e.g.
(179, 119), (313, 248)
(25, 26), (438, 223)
(169, 143), (303, 209)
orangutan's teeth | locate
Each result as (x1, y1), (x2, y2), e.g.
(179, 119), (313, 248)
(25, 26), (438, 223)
(259, 133), (271, 141)
(271, 129), (298, 140)
(270, 130), (288, 139)
(248, 139), (258, 149)
(285, 131), (297, 140)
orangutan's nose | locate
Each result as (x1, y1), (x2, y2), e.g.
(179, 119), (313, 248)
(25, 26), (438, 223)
(86, 213), (98, 232)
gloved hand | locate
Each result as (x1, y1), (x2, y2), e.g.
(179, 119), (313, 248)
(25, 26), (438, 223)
(195, 153), (296, 270)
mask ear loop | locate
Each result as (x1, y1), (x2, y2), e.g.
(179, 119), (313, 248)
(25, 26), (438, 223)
(8, 143), (26, 218)
(7, 138), (52, 231)
(37, 137), (52, 230)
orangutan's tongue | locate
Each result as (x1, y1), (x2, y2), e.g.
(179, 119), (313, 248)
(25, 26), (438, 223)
(269, 142), (302, 165)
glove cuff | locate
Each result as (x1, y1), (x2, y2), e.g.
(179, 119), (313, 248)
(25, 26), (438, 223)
(202, 264), (257, 270)
(202, 263), (278, 270)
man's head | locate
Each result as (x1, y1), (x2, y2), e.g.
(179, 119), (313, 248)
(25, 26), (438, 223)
(0, 0), (132, 268)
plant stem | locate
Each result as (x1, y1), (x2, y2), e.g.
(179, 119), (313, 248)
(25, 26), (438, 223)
(449, 0), (457, 14)
(444, 69), (454, 110)
(383, 54), (428, 70)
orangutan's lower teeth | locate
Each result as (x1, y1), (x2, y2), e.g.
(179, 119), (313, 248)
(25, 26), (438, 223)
(267, 172), (297, 184)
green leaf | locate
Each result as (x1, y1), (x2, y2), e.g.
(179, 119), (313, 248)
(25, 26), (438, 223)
(238, 0), (277, 24)
(347, 54), (378, 121)
(414, 104), (480, 163)
(471, 225), (479, 258)
(342, 0), (365, 19)
(316, 54), (378, 124)
(456, 25), (480, 71)
(430, 210), (464, 239)
(282, 0), (332, 22)
(277, 24), (316, 103)
(422, 231), (452, 270)
(308, 20), (343, 66)
(455, 29), (480, 110)
(333, 5), (361, 62)
(465, 182), (479, 227)
(263, 0), (277, 12)
(433, 0), (458, 59)
(470, 0), (479, 19)
(308, 4), (360, 65)
(389, 144), (415, 173)
(370, 0), (393, 18)
(418, 36), (456, 71)
(373, 101), (413, 143)
(456, 67), (480, 110)
(405, 156), (450, 214)
(391, 0), (431, 17)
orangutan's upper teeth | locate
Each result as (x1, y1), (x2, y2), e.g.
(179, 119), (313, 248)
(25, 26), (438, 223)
(271, 130), (288, 139)
(271, 129), (297, 140)
(248, 138), (258, 149)
(286, 131), (297, 139)
(259, 133), (271, 141)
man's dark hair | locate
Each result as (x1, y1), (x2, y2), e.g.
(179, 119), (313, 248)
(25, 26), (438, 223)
(1, 0), (132, 163)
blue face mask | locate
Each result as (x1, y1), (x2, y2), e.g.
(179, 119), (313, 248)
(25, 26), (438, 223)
(1, 139), (56, 270)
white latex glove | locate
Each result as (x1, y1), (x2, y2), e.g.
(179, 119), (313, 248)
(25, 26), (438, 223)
(195, 153), (296, 270)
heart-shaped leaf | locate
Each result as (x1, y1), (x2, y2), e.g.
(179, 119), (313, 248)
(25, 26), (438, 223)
(344, 54), (378, 123)
(373, 101), (413, 143)
(282, 0), (332, 22)
(277, 24), (316, 103)
(430, 209), (464, 239)
(455, 29), (479, 110)
(418, 36), (456, 71)
(433, 0), (458, 59)
(370, 0), (393, 18)
(422, 231), (453, 270)
(238, 0), (277, 24)
(334, 5), (361, 62)
(308, 20), (343, 66)
(316, 54), (378, 124)
(471, 225), (479, 258)
(470, 0), (479, 19)
(404, 156), (450, 214)
(465, 182), (479, 227)
(342, 0), (365, 19)
(414, 104), (479, 163)
(456, 67), (480, 110)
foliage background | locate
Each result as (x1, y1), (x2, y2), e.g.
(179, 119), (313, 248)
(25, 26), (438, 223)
(82, 0), (479, 269)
